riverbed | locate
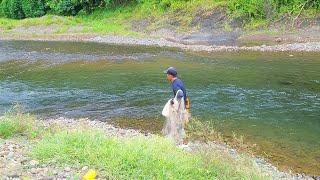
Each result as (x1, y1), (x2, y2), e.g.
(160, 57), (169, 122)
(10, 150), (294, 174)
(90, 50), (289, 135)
(0, 40), (319, 176)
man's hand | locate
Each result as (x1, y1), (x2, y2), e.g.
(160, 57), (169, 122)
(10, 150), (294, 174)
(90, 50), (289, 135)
(170, 99), (174, 105)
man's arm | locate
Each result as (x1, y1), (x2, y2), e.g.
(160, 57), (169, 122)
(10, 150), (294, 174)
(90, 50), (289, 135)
(176, 90), (184, 99)
(170, 90), (183, 105)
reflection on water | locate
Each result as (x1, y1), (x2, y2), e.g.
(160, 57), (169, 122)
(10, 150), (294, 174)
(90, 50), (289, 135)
(0, 40), (319, 175)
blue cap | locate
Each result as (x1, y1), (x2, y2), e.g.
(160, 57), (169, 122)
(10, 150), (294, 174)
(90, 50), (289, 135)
(164, 67), (178, 77)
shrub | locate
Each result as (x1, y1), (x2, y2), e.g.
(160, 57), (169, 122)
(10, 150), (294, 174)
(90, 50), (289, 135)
(47, 0), (79, 16)
(47, 0), (103, 16)
(46, 0), (137, 16)
(21, 0), (47, 18)
(227, 0), (320, 20)
(1, 0), (25, 19)
(0, 2), (4, 17)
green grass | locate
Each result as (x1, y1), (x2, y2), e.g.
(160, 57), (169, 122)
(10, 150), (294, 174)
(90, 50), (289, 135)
(186, 119), (255, 154)
(0, 10), (139, 36)
(31, 129), (268, 179)
(0, 111), (39, 139)
(0, 15), (76, 30)
(0, 109), (268, 179)
(75, 7), (138, 35)
(186, 118), (223, 143)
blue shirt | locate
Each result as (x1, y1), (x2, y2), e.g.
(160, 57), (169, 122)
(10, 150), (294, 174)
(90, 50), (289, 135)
(172, 78), (187, 100)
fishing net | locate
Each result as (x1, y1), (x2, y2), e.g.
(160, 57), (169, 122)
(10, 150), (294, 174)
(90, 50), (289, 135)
(162, 90), (189, 145)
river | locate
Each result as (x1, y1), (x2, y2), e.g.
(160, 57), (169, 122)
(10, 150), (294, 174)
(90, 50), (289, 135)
(0, 40), (319, 176)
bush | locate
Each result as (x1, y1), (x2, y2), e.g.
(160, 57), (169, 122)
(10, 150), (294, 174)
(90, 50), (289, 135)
(0, 2), (4, 17)
(227, 0), (320, 20)
(21, 0), (47, 18)
(47, 0), (79, 16)
(47, 0), (136, 16)
(47, 0), (102, 16)
(0, 0), (47, 19)
(1, 0), (25, 19)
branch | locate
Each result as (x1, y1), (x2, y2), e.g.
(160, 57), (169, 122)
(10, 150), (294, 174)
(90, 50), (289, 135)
(291, 0), (310, 28)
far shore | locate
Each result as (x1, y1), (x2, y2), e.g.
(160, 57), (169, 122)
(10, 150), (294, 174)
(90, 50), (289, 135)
(1, 33), (320, 53)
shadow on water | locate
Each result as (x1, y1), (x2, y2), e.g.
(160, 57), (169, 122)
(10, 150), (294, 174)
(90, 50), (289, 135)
(0, 40), (320, 176)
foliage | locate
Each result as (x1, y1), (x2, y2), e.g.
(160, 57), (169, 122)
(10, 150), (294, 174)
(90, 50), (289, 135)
(47, 0), (82, 16)
(227, 0), (320, 20)
(31, 129), (267, 179)
(1, 0), (24, 19)
(1, 0), (47, 19)
(47, 0), (134, 16)
(0, 0), (4, 17)
(21, 0), (47, 18)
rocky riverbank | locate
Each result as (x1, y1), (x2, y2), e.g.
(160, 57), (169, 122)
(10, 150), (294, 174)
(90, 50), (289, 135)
(90, 35), (320, 52)
(1, 33), (320, 53)
(0, 117), (316, 180)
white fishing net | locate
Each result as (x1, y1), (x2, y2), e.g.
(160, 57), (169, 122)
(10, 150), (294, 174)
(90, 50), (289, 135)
(162, 90), (188, 145)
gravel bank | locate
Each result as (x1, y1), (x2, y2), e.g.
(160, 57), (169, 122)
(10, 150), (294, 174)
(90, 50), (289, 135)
(1, 33), (320, 52)
(90, 35), (320, 52)
(0, 117), (317, 180)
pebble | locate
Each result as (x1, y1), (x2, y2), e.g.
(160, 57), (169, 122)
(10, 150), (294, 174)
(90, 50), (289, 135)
(52, 170), (58, 175)
(0, 150), (8, 156)
(42, 167), (49, 173)
(7, 152), (14, 159)
(81, 166), (88, 171)
(275, 37), (282, 43)
(30, 168), (38, 174)
(29, 160), (39, 167)
(7, 173), (19, 178)
(8, 145), (15, 151)
(64, 167), (71, 172)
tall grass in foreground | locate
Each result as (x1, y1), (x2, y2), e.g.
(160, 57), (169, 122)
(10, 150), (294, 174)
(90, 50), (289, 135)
(0, 110), (39, 139)
(31, 130), (268, 179)
(186, 119), (254, 153)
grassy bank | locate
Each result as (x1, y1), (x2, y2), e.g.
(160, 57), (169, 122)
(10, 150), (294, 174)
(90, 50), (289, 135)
(0, 112), (269, 179)
(0, 0), (319, 36)
(31, 130), (266, 179)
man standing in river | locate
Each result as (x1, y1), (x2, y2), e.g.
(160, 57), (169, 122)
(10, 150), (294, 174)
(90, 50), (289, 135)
(162, 67), (190, 145)
(164, 67), (188, 108)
